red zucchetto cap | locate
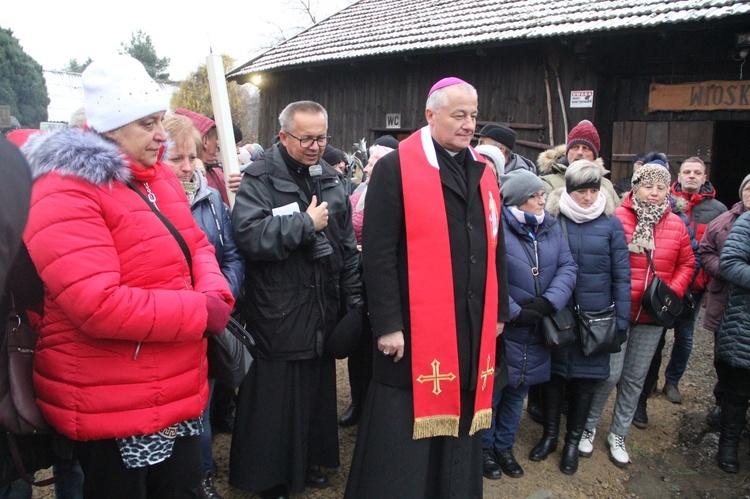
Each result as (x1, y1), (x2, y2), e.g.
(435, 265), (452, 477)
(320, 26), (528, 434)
(428, 77), (469, 96)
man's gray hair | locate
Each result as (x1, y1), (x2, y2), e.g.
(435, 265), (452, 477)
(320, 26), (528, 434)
(425, 83), (477, 113)
(566, 159), (603, 185)
(278, 101), (328, 133)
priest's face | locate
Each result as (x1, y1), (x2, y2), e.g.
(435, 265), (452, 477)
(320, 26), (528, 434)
(426, 86), (478, 152)
(279, 111), (328, 166)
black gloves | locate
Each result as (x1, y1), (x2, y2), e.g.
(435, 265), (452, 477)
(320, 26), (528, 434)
(512, 309), (542, 327)
(523, 297), (554, 317)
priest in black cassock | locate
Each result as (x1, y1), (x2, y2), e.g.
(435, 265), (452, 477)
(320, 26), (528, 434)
(229, 101), (362, 499)
(345, 78), (510, 498)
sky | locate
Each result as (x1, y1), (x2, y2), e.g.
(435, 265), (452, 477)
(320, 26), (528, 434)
(3, 0), (354, 81)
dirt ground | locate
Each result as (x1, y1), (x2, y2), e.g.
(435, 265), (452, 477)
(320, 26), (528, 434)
(32, 308), (750, 498)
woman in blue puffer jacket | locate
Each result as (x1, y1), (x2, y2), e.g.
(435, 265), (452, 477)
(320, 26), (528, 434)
(481, 170), (577, 480)
(163, 114), (245, 497)
(529, 160), (631, 475)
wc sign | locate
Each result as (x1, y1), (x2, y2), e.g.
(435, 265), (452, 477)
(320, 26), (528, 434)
(385, 113), (401, 129)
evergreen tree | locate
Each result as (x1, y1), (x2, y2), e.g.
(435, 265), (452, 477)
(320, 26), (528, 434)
(0, 27), (49, 128)
(64, 58), (93, 73)
(120, 30), (170, 81)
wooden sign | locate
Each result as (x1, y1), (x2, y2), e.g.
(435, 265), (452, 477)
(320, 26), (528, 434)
(649, 81), (750, 112)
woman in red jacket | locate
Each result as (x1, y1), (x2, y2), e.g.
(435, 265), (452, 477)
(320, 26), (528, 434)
(22, 55), (233, 498)
(578, 162), (694, 468)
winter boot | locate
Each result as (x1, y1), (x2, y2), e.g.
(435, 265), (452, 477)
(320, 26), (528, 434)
(559, 382), (595, 475)
(529, 380), (563, 461)
(718, 398), (748, 473)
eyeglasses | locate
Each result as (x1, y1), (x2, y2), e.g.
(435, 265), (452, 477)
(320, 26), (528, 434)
(529, 191), (548, 202)
(286, 132), (331, 148)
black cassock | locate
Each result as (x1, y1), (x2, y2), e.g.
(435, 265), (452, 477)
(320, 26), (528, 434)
(345, 143), (509, 499)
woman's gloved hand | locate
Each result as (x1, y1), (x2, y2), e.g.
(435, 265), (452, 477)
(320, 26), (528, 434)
(523, 297), (554, 317)
(511, 309), (542, 327)
(204, 293), (231, 336)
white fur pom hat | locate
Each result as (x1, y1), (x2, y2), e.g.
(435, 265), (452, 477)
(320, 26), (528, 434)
(82, 55), (167, 133)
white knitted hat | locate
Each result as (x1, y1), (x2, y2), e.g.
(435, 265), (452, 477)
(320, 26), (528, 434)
(82, 55), (167, 133)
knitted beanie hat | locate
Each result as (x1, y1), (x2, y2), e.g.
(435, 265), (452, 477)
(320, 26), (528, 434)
(740, 173), (750, 199)
(499, 169), (545, 207)
(322, 145), (344, 166)
(631, 162), (672, 191)
(82, 55), (167, 133)
(174, 108), (216, 138)
(566, 120), (600, 158)
(475, 144), (506, 173)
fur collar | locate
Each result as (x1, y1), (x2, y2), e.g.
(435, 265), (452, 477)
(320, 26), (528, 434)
(546, 187), (616, 218)
(537, 145), (567, 174)
(536, 144), (607, 175)
(22, 128), (131, 187)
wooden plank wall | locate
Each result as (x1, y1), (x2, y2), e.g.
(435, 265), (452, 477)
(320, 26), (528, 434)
(254, 42), (594, 165)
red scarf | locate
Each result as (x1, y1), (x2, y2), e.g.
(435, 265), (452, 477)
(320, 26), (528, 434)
(400, 126), (500, 439)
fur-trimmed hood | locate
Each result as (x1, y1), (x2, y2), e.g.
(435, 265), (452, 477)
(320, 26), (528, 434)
(537, 144), (567, 174)
(545, 187), (616, 218)
(536, 144), (607, 175)
(22, 127), (131, 186)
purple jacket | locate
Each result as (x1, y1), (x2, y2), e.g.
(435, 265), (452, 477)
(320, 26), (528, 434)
(700, 201), (747, 332)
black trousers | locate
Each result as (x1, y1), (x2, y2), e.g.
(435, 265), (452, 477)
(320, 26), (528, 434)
(75, 435), (202, 499)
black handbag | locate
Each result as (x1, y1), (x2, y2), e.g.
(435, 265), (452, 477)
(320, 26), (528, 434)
(208, 317), (255, 389)
(559, 218), (620, 357)
(519, 233), (576, 349)
(540, 308), (577, 348)
(577, 304), (620, 356)
(640, 252), (683, 328)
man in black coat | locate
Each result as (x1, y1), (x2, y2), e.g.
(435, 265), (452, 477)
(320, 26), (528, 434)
(345, 78), (510, 498)
(229, 101), (361, 499)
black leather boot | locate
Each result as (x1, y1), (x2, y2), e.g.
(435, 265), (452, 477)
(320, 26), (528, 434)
(338, 403), (361, 427)
(560, 380), (595, 475)
(529, 381), (563, 461)
(718, 399), (748, 473)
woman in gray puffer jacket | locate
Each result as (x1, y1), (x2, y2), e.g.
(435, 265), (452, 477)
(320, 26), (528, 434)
(714, 210), (750, 474)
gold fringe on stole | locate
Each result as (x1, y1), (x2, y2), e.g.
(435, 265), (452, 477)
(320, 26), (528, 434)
(468, 408), (493, 436)
(412, 415), (460, 439)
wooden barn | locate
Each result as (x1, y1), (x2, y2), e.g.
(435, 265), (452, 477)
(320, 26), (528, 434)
(228, 0), (750, 206)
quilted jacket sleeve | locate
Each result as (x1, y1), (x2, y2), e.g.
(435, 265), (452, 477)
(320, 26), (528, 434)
(719, 212), (750, 289)
(24, 175), (224, 343)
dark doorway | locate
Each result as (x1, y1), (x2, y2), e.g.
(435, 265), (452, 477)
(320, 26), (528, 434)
(712, 121), (750, 208)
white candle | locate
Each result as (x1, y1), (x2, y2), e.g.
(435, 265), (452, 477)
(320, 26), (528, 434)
(206, 54), (239, 208)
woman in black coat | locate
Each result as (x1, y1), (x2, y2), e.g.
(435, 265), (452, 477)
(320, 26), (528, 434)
(714, 210), (750, 473)
(529, 160), (631, 474)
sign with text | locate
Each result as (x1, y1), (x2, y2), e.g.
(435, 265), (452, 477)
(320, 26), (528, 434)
(649, 81), (750, 112)
(385, 113), (401, 129)
(570, 90), (594, 108)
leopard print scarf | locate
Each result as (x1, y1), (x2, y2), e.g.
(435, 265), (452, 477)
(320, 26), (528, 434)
(628, 195), (669, 254)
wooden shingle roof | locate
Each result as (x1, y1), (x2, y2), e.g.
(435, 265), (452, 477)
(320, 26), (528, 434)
(229, 0), (750, 77)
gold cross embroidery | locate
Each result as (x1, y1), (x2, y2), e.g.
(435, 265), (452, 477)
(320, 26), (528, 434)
(480, 355), (494, 391)
(416, 359), (456, 395)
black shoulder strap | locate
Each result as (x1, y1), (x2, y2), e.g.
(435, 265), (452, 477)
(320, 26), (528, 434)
(127, 182), (193, 282)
